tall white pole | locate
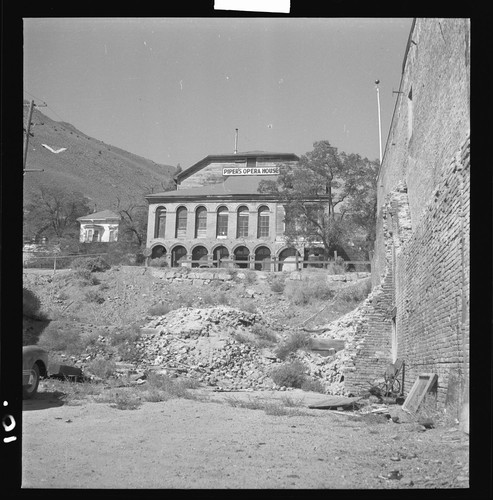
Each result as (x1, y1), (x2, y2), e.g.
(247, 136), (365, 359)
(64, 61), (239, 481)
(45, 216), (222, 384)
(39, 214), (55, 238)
(375, 80), (382, 165)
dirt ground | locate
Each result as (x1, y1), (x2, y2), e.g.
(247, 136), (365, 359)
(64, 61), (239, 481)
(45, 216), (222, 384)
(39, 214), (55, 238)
(21, 266), (469, 490)
(22, 386), (469, 490)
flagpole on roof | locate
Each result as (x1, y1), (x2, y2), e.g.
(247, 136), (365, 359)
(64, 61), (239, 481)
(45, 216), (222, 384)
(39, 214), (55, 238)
(375, 80), (383, 165)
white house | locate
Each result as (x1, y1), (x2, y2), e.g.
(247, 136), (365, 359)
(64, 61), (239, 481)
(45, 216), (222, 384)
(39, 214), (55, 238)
(77, 209), (121, 243)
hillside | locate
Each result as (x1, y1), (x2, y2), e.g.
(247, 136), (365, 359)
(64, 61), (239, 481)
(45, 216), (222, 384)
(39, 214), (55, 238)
(23, 103), (176, 211)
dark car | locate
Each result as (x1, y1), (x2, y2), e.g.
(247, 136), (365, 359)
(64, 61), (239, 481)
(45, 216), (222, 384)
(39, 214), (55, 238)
(23, 346), (49, 398)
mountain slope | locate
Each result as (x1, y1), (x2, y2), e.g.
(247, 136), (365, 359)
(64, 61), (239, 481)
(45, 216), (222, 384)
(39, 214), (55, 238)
(23, 104), (176, 211)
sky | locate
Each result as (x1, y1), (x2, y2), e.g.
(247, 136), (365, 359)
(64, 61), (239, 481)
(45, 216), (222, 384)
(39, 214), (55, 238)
(23, 17), (413, 170)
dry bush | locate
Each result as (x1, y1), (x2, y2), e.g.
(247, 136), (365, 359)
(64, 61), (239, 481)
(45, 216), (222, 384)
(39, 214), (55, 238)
(300, 378), (326, 393)
(251, 324), (278, 347)
(270, 360), (308, 388)
(337, 278), (372, 303)
(284, 280), (335, 305)
(23, 288), (49, 321)
(147, 302), (172, 317)
(275, 331), (313, 361)
(149, 257), (168, 268)
(72, 256), (110, 273)
(84, 289), (105, 304)
(269, 276), (286, 293)
(86, 356), (117, 379)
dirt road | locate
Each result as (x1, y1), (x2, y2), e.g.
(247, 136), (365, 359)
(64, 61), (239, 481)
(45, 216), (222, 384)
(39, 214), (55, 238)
(22, 388), (469, 490)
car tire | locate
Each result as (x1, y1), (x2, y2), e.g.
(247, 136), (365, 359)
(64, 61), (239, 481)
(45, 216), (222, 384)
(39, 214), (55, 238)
(23, 363), (40, 399)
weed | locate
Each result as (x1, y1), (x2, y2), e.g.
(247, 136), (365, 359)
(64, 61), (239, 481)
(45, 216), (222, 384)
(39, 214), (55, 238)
(86, 356), (117, 379)
(72, 256), (110, 273)
(239, 301), (256, 314)
(38, 322), (84, 355)
(99, 282), (110, 291)
(231, 331), (252, 344)
(244, 271), (257, 285)
(301, 378), (326, 393)
(104, 390), (142, 410)
(84, 289), (105, 304)
(275, 331), (313, 360)
(146, 372), (199, 399)
(147, 302), (171, 317)
(108, 324), (142, 346)
(75, 269), (100, 286)
(149, 257), (168, 268)
(280, 395), (305, 407)
(269, 276), (286, 293)
(285, 280), (335, 305)
(337, 278), (372, 302)
(251, 324), (278, 346)
(270, 360), (308, 388)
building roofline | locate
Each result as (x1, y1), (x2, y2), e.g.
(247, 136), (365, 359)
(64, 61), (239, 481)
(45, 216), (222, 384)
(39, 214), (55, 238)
(176, 152), (299, 183)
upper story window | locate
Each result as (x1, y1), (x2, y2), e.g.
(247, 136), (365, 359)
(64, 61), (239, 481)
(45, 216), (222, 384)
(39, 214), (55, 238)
(216, 206), (229, 238)
(237, 206), (249, 238)
(195, 206), (207, 238)
(176, 206), (187, 238)
(257, 206), (270, 237)
(155, 207), (166, 238)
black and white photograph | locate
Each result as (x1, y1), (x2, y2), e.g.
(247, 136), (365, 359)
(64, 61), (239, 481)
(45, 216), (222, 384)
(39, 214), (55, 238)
(10, 13), (475, 491)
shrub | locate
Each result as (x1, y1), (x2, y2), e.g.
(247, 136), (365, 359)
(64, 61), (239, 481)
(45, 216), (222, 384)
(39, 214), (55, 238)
(270, 360), (307, 388)
(149, 257), (168, 268)
(86, 356), (117, 379)
(75, 268), (100, 286)
(284, 280), (335, 305)
(251, 324), (278, 346)
(337, 278), (372, 302)
(72, 256), (110, 273)
(269, 276), (285, 293)
(275, 331), (313, 360)
(84, 290), (105, 304)
(23, 288), (49, 320)
(244, 271), (257, 284)
(38, 321), (84, 355)
(301, 378), (326, 393)
(147, 303), (171, 317)
(108, 324), (142, 346)
(146, 372), (199, 398)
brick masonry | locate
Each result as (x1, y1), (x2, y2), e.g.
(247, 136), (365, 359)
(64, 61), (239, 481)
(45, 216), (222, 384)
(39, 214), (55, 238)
(349, 19), (470, 414)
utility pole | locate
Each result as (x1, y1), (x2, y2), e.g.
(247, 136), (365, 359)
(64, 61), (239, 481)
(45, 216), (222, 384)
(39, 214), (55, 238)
(23, 99), (45, 175)
(375, 80), (383, 165)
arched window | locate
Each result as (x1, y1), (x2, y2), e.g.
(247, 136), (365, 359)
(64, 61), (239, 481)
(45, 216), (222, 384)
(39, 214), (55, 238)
(257, 206), (270, 237)
(216, 206), (229, 238)
(155, 207), (166, 238)
(237, 206), (249, 238)
(195, 206), (207, 238)
(176, 207), (187, 238)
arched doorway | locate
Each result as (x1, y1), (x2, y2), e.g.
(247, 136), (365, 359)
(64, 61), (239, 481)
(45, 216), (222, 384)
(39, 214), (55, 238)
(151, 245), (167, 260)
(213, 246), (229, 268)
(234, 246), (250, 269)
(191, 245), (208, 268)
(255, 246), (271, 271)
(278, 248), (301, 271)
(171, 245), (187, 267)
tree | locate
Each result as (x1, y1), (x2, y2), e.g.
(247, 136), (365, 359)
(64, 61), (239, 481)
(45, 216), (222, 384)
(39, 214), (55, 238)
(114, 195), (148, 247)
(259, 140), (379, 258)
(23, 187), (92, 241)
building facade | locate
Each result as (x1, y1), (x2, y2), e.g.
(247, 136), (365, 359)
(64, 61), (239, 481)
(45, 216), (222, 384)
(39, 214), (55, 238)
(77, 209), (121, 243)
(344, 19), (470, 422)
(145, 151), (317, 269)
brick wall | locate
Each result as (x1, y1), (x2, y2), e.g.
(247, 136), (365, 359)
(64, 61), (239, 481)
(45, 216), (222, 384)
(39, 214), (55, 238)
(367, 19), (470, 413)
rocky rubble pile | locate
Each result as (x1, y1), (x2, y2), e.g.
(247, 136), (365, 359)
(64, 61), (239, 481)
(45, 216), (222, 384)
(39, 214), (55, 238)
(139, 306), (283, 390)
(289, 306), (368, 395)
(137, 304), (369, 395)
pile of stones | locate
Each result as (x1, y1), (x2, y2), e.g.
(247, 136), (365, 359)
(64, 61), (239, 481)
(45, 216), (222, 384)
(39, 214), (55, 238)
(138, 306), (283, 390)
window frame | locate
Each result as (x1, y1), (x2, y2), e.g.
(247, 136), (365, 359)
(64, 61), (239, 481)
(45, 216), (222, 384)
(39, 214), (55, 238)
(236, 206), (249, 238)
(216, 206), (229, 238)
(257, 205), (270, 238)
(176, 206), (188, 238)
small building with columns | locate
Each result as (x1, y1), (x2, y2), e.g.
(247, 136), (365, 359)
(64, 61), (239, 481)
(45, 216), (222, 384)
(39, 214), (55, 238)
(145, 151), (307, 269)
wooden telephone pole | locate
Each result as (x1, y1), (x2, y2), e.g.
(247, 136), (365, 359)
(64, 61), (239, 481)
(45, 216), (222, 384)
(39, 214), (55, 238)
(23, 99), (45, 175)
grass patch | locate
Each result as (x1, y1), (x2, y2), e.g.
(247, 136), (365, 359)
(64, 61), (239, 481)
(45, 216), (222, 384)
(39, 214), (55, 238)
(86, 356), (117, 379)
(284, 280), (335, 305)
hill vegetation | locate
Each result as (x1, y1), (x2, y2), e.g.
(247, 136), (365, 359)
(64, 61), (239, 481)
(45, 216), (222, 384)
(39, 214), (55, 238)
(23, 103), (177, 212)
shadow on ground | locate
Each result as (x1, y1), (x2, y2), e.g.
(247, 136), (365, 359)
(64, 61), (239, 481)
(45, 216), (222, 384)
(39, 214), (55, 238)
(22, 391), (65, 411)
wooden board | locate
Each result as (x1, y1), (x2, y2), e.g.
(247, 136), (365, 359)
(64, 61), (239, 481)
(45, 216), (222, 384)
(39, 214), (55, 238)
(308, 396), (362, 410)
(402, 373), (438, 414)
